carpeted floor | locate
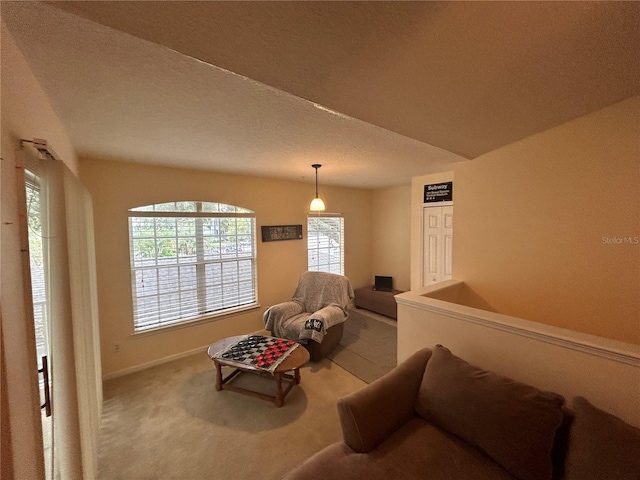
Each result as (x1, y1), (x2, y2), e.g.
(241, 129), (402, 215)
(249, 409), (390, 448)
(327, 308), (397, 383)
(98, 351), (366, 480)
(98, 311), (397, 479)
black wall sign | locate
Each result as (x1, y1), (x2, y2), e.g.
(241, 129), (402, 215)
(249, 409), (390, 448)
(261, 225), (303, 242)
(424, 181), (453, 203)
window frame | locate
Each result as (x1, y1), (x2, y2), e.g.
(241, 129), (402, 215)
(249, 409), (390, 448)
(128, 201), (258, 333)
(25, 169), (51, 376)
(307, 214), (345, 275)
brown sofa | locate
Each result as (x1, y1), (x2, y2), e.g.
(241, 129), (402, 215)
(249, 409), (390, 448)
(286, 345), (640, 480)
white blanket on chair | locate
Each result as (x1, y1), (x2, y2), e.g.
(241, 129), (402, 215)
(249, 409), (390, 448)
(264, 303), (347, 344)
(263, 271), (354, 344)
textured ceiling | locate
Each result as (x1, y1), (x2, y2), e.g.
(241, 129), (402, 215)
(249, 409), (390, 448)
(3, 1), (640, 188)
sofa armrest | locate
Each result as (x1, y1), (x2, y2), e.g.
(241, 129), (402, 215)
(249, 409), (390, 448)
(310, 304), (347, 330)
(337, 347), (432, 453)
(263, 301), (303, 332)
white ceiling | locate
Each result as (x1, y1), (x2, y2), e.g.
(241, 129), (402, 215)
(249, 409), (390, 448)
(3, 1), (640, 189)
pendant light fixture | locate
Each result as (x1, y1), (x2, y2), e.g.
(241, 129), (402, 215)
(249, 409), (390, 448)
(309, 164), (326, 212)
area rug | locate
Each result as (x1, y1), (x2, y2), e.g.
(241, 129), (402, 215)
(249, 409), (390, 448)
(327, 309), (397, 383)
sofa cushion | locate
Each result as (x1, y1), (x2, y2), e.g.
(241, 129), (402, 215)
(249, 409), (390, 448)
(563, 396), (640, 480)
(415, 345), (564, 480)
(285, 417), (517, 480)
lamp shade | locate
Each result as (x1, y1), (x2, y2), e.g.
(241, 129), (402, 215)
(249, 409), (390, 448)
(310, 197), (326, 211)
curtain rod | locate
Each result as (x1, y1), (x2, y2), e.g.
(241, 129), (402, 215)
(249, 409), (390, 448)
(20, 138), (59, 161)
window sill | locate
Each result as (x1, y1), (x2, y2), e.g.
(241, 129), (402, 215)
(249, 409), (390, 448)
(131, 303), (261, 338)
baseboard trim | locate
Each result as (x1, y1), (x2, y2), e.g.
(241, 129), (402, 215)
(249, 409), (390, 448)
(102, 344), (210, 381)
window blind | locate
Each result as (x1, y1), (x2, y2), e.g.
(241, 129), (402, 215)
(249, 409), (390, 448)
(128, 202), (257, 331)
(307, 215), (344, 275)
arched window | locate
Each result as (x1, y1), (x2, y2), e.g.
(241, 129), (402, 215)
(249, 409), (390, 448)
(128, 201), (257, 332)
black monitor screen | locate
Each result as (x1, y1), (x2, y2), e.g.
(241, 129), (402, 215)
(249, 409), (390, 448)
(374, 276), (393, 292)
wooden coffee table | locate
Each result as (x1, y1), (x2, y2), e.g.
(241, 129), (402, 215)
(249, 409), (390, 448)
(207, 335), (310, 407)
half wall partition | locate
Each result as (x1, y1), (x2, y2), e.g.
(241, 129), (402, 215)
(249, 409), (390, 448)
(396, 281), (640, 427)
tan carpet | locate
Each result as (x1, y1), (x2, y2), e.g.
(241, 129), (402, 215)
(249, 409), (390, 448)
(327, 308), (397, 383)
(98, 348), (366, 479)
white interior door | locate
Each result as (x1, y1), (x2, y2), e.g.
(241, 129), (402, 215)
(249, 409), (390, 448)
(422, 205), (453, 285)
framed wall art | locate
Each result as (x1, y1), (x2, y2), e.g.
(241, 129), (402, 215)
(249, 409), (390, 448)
(261, 225), (303, 242)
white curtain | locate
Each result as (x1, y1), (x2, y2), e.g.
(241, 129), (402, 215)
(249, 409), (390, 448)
(62, 160), (102, 480)
(43, 158), (102, 480)
(3, 141), (101, 479)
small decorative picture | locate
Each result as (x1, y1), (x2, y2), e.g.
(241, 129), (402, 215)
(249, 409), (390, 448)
(424, 181), (453, 203)
(261, 225), (303, 242)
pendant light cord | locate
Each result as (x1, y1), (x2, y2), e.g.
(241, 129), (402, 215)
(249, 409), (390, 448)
(312, 164), (321, 198)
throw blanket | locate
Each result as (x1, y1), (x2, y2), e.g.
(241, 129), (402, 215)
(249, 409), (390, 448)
(264, 271), (354, 344)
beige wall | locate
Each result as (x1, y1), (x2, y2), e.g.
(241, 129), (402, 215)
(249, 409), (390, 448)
(370, 186), (411, 291)
(0, 26), (78, 174)
(452, 96), (640, 345)
(78, 158), (373, 376)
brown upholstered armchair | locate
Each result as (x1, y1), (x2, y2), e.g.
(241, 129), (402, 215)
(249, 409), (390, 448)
(263, 271), (354, 361)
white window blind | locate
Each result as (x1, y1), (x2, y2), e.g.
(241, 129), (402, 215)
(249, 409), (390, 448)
(128, 201), (257, 332)
(307, 215), (344, 275)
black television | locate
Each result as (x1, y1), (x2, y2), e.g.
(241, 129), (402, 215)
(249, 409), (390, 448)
(373, 276), (393, 292)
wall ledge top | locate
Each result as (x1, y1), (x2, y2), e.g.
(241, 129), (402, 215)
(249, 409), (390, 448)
(396, 282), (640, 367)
